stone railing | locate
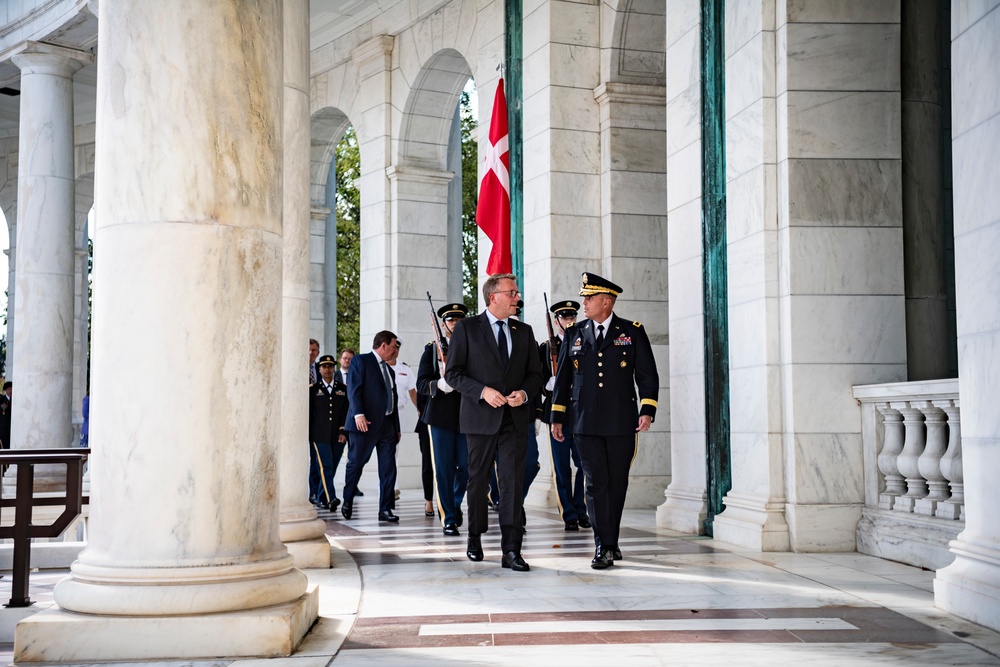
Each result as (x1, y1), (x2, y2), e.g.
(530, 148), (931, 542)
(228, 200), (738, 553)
(852, 379), (963, 570)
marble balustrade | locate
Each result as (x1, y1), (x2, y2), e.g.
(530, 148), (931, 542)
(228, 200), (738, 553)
(853, 379), (963, 570)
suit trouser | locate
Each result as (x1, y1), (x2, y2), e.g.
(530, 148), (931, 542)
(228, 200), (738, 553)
(429, 426), (469, 526)
(575, 433), (637, 550)
(487, 427), (539, 505)
(550, 429), (586, 521)
(343, 417), (398, 514)
(466, 412), (525, 554)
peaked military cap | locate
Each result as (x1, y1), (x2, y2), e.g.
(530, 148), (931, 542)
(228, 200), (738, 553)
(317, 354), (337, 367)
(437, 302), (469, 321)
(579, 272), (623, 297)
(550, 300), (580, 317)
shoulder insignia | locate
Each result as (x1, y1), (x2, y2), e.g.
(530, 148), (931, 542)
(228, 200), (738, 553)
(633, 321), (643, 328)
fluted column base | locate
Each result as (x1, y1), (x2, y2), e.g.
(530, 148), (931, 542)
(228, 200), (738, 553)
(280, 505), (331, 568)
(14, 589), (318, 662)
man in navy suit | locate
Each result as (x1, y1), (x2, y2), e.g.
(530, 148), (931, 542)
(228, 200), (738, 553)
(342, 330), (402, 522)
(445, 274), (543, 571)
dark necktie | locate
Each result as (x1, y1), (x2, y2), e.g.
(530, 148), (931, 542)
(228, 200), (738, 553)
(310, 364), (316, 384)
(381, 360), (393, 415)
(596, 324), (605, 347)
(497, 320), (509, 367)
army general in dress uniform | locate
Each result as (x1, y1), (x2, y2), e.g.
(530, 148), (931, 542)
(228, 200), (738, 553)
(550, 273), (659, 570)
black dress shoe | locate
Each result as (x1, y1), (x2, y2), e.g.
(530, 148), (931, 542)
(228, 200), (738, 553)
(611, 547), (623, 561)
(455, 508), (463, 527)
(341, 502), (353, 520)
(591, 547), (612, 570)
(355, 489), (365, 497)
(501, 551), (530, 572)
(443, 523), (459, 536)
(564, 519), (579, 531)
(466, 535), (484, 562)
(578, 515), (591, 529)
(378, 510), (399, 523)
(328, 498), (341, 512)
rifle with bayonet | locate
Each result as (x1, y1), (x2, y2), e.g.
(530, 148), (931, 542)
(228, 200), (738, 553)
(543, 292), (558, 376)
(427, 292), (448, 368)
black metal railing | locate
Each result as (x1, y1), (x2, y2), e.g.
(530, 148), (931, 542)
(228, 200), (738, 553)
(0, 448), (90, 607)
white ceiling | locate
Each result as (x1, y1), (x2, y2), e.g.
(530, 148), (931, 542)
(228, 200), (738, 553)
(0, 1), (401, 136)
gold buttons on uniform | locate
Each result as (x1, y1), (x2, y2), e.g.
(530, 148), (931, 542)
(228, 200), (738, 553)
(599, 382), (604, 387)
(598, 362), (603, 367)
(598, 352), (603, 357)
(598, 372), (603, 377)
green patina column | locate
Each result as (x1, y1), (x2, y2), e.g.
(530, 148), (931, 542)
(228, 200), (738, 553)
(505, 0), (524, 286)
(701, 0), (731, 536)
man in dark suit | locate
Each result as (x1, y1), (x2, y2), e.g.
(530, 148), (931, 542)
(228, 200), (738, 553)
(445, 274), (543, 571)
(551, 273), (659, 570)
(309, 339), (321, 384)
(309, 355), (348, 511)
(417, 302), (470, 536)
(342, 331), (402, 522)
(334, 348), (354, 386)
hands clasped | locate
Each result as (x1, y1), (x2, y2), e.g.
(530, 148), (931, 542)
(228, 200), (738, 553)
(481, 387), (526, 408)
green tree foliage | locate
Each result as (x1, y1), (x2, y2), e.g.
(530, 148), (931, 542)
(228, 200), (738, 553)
(334, 88), (478, 344)
(335, 126), (361, 354)
(461, 88), (479, 312)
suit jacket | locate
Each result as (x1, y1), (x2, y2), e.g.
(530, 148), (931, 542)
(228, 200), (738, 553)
(345, 351), (400, 436)
(444, 312), (544, 436)
(416, 340), (462, 431)
(334, 368), (347, 386)
(308, 379), (348, 442)
(550, 313), (658, 436)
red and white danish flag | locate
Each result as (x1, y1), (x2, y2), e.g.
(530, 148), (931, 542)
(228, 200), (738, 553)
(476, 77), (512, 275)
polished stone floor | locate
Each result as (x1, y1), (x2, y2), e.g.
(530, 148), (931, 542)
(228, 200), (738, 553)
(1, 495), (999, 666)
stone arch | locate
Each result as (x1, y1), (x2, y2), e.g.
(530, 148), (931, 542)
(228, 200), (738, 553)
(396, 48), (472, 170)
(310, 107), (353, 206)
(602, 0), (666, 85)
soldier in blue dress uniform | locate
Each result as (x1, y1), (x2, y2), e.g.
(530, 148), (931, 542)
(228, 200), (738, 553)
(550, 273), (659, 569)
(539, 299), (590, 531)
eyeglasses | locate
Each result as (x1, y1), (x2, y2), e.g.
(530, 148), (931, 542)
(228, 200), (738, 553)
(492, 289), (521, 298)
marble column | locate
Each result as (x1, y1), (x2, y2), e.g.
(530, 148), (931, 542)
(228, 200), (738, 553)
(15, 1), (315, 661)
(279, 0), (330, 568)
(659, 1), (709, 533)
(934, 1), (1000, 634)
(594, 82), (670, 508)
(352, 35), (394, 345)
(9, 43), (91, 484)
(710, 0), (790, 551)
(319, 204), (338, 354)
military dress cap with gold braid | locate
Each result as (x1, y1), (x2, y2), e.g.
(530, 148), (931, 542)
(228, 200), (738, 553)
(437, 302), (469, 321)
(550, 300), (580, 317)
(579, 272), (623, 297)
(317, 354), (337, 367)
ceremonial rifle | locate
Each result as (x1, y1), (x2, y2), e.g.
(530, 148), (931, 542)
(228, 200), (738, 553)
(426, 292), (448, 368)
(543, 292), (558, 376)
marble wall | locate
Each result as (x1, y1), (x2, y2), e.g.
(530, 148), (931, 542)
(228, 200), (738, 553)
(934, 0), (1000, 634)
(772, 1), (906, 551)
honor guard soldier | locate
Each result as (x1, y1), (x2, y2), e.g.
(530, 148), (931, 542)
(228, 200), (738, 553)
(309, 354), (349, 511)
(550, 273), (659, 570)
(416, 302), (470, 536)
(539, 299), (590, 531)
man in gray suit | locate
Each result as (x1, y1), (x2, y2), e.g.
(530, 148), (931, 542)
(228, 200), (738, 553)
(445, 273), (543, 571)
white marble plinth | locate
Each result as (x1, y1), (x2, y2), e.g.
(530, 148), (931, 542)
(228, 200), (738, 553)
(856, 507), (961, 571)
(713, 492), (791, 552)
(14, 588), (319, 662)
(286, 538), (334, 570)
(785, 503), (862, 551)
